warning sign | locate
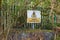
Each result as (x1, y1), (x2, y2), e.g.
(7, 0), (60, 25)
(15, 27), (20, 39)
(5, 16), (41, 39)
(27, 10), (41, 23)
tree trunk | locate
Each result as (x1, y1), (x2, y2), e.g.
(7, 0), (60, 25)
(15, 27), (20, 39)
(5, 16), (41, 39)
(50, 0), (56, 27)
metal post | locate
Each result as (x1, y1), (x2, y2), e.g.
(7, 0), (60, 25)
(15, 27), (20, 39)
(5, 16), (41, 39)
(32, 23), (34, 29)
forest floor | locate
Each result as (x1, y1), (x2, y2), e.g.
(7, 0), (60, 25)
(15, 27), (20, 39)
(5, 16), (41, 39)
(0, 28), (60, 40)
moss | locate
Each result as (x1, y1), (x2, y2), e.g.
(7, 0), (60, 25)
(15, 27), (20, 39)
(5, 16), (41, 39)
(56, 36), (60, 40)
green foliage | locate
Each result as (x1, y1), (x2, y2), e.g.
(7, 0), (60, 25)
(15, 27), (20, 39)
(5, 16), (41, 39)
(1, 0), (60, 30)
(56, 23), (60, 27)
(17, 16), (25, 23)
(41, 0), (51, 8)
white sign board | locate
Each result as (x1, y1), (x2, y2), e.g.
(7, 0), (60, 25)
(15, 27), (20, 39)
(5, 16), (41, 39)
(27, 10), (41, 23)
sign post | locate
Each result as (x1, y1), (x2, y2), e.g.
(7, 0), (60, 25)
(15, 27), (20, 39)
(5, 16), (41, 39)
(32, 23), (34, 29)
(27, 10), (41, 29)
